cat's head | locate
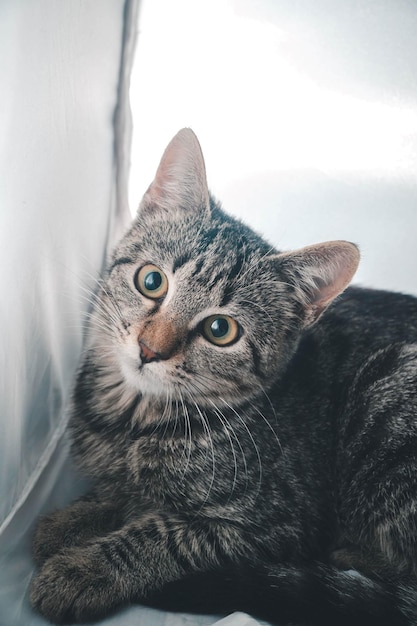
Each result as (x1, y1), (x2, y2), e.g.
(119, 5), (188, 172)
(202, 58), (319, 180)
(89, 129), (359, 410)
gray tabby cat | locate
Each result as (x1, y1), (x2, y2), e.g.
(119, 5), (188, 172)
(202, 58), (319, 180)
(31, 129), (417, 626)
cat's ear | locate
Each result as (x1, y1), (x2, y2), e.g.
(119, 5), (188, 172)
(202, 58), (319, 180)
(271, 241), (360, 326)
(138, 128), (210, 218)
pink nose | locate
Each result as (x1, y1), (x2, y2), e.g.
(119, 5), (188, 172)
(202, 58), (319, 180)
(138, 341), (160, 364)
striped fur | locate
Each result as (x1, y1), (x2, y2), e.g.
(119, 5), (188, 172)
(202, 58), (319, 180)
(31, 130), (417, 625)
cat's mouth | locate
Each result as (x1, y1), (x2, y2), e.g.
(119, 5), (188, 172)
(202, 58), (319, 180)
(117, 349), (185, 400)
(117, 351), (233, 408)
(137, 363), (171, 397)
(115, 339), (247, 408)
(130, 353), (172, 394)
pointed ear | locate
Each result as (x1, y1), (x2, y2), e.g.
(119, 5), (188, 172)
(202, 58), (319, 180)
(139, 128), (210, 218)
(272, 241), (360, 326)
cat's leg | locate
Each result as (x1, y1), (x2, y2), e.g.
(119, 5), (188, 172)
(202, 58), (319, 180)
(32, 490), (124, 566)
(337, 343), (417, 574)
(30, 511), (250, 623)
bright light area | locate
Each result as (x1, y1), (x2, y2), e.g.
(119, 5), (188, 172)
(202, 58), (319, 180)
(128, 0), (417, 215)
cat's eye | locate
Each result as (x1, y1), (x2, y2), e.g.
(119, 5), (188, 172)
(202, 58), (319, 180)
(135, 264), (168, 299)
(202, 315), (240, 347)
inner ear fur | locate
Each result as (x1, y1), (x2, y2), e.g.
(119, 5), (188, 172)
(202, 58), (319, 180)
(138, 128), (210, 218)
(270, 241), (360, 326)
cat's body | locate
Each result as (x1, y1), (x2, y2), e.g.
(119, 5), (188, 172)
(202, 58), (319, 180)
(31, 129), (417, 626)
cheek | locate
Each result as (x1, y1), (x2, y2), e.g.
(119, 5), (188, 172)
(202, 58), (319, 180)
(122, 332), (140, 362)
(185, 341), (254, 384)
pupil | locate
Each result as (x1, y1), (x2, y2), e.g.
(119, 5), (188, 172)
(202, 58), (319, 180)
(144, 271), (162, 291)
(211, 318), (229, 338)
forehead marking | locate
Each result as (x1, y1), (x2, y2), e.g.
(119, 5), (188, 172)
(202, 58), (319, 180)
(109, 256), (134, 273)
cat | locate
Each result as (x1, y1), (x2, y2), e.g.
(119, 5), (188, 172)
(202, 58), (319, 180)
(30, 128), (417, 626)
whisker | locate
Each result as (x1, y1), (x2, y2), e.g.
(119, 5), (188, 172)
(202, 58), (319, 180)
(178, 390), (193, 477)
(246, 403), (282, 455)
(207, 401), (240, 502)
(219, 396), (263, 500)
(191, 400), (216, 513)
(183, 376), (248, 501)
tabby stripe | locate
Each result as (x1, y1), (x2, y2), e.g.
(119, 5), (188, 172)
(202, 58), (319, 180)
(114, 536), (137, 568)
(131, 410), (203, 439)
(128, 519), (168, 543)
(111, 544), (130, 569)
(219, 253), (245, 305)
(248, 340), (263, 379)
(342, 411), (387, 456)
(173, 253), (192, 272)
(228, 252), (245, 282)
(174, 527), (210, 569)
(342, 389), (388, 447)
(100, 537), (136, 571)
(341, 437), (408, 494)
(126, 527), (145, 546)
(343, 386), (407, 455)
(220, 286), (234, 307)
(109, 256), (134, 273)
(201, 226), (221, 246)
(358, 438), (417, 489)
(353, 347), (402, 398)
(204, 270), (227, 291)
(340, 420), (388, 488)
(100, 542), (117, 568)
(342, 347), (404, 444)
(102, 379), (123, 393)
(190, 258), (205, 278)
(80, 393), (143, 437)
(219, 254), (244, 305)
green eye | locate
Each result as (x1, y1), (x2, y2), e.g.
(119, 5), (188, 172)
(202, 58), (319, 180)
(202, 315), (240, 347)
(135, 264), (168, 299)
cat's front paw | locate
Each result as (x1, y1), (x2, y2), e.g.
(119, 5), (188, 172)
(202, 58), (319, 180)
(30, 548), (122, 624)
(32, 511), (69, 566)
(32, 499), (119, 567)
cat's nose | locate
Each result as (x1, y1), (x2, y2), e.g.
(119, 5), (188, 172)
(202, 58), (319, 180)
(138, 340), (160, 364)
